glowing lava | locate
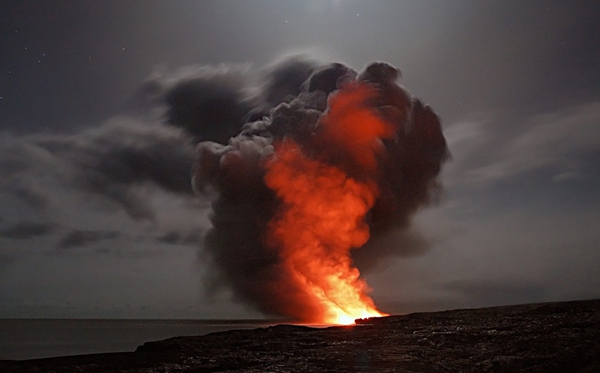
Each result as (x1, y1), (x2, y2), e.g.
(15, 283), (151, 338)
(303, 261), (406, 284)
(264, 83), (391, 324)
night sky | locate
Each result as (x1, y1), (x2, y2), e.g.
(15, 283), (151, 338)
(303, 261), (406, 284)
(1, 0), (599, 319)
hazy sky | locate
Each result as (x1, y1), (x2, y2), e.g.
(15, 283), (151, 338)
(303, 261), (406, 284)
(1, 0), (599, 318)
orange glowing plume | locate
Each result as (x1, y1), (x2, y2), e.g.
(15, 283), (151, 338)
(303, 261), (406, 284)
(264, 83), (391, 324)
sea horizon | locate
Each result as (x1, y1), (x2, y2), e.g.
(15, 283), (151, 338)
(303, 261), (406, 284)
(0, 318), (283, 361)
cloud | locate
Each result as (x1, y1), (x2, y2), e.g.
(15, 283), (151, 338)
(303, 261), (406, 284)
(156, 230), (203, 246)
(9, 184), (49, 209)
(0, 221), (56, 240)
(0, 254), (16, 270)
(145, 55), (335, 145)
(0, 117), (196, 222)
(440, 279), (549, 307)
(259, 54), (318, 108)
(446, 100), (600, 185)
(145, 64), (255, 144)
(57, 229), (120, 250)
(0, 113), (212, 275)
(365, 200), (600, 315)
(38, 117), (195, 191)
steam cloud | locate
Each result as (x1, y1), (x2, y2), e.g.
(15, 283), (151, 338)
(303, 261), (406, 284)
(156, 56), (448, 321)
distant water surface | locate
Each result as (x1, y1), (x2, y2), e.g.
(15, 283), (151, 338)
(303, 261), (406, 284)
(0, 319), (279, 360)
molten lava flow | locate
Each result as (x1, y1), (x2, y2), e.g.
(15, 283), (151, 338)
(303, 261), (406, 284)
(265, 141), (387, 324)
(263, 82), (392, 324)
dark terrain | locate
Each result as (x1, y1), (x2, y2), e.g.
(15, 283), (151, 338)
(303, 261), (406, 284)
(1, 299), (599, 372)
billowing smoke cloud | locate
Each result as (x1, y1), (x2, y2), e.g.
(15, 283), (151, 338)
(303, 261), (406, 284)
(0, 118), (195, 222)
(144, 64), (255, 144)
(0, 116), (202, 270)
(0, 55), (446, 320)
(162, 57), (448, 322)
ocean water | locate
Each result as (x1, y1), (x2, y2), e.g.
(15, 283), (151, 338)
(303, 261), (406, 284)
(0, 319), (278, 360)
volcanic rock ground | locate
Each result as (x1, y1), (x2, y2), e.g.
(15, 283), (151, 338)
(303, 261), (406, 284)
(1, 299), (599, 372)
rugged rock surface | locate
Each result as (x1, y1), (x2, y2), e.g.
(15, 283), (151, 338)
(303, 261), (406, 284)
(1, 299), (599, 372)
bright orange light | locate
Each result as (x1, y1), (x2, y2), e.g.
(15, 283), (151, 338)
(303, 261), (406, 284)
(263, 82), (393, 324)
(317, 82), (397, 170)
(265, 141), (387, 324)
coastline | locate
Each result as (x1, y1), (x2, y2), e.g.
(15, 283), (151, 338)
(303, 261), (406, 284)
(2, 299), (599, 372)
(0, 319), (280, 361)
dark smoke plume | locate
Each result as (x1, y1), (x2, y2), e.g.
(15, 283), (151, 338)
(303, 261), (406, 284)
(144, 64), (254, 144)
(163, 57), (448, 319)
(33, 119), (196, 221)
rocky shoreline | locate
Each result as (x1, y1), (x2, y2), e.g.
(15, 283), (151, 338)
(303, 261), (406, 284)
(1, 299), (599, 372)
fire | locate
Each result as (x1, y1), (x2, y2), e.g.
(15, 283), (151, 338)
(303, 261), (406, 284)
(263, 83), (391, 324)
(265, 141), (387, 324)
